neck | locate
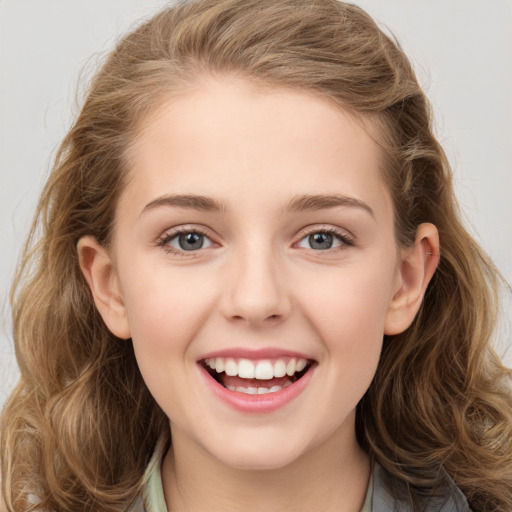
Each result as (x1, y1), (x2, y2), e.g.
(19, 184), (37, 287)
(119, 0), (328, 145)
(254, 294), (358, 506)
(161, 418), (371, 512)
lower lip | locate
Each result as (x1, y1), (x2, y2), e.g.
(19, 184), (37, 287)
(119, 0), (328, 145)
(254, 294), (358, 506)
(199, 364), (315, 414)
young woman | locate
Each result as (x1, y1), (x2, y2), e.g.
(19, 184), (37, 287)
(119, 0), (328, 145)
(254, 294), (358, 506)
(1, 1), (511, 511)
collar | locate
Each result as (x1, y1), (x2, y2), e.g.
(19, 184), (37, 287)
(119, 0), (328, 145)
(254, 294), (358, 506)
(136, 439), (469, 512)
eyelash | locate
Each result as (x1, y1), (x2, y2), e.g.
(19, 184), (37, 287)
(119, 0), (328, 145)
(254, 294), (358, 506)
(156, 225), (354, 256)
(157, 227), (213, 256)
(296, 226), (354, 251)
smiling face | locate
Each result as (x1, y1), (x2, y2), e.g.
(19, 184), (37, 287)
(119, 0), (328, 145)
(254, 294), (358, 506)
(79, 76), (438, 473)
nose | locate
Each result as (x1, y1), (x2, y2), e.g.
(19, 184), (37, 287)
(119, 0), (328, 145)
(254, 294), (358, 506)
(220, 246), (292, 326)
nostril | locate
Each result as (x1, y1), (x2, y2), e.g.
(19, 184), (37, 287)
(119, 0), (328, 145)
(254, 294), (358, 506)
(229, 313), (282, 323)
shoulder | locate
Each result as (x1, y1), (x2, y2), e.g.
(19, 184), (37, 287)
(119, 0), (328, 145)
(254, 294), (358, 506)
(371, 464), (472, 512)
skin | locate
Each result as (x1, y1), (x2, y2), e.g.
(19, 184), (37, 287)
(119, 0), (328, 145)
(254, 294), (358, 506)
(79, 76), (439, 512)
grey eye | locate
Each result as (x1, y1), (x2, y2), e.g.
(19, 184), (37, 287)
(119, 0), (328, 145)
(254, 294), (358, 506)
(170, 232), (212, 251)
(297, 232), (343, 250)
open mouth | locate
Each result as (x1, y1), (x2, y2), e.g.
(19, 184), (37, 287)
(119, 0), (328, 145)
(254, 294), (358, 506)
(200, 356), (315, 395)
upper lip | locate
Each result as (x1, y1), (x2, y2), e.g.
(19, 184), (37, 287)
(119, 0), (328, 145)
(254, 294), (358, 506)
(198, 347), (315, 362)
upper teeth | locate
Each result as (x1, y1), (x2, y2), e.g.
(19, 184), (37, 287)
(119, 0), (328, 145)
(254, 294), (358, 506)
(204, 357), (308, 379)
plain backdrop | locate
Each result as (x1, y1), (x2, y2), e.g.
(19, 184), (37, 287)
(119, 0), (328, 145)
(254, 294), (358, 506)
(1, 0), (511, 408)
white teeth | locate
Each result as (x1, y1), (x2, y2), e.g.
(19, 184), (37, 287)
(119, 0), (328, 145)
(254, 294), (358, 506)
(227, 381), (293, 395)
(238, 358), (255, 379)
(273, 360), (287, 378)
(224, 358), (238, 377)
(204, 356), (310, 380)
(296, 359), (307, 372)
(286, 359), (296, 376)
(255, 361), (274, 380)
(235, 386), (258, 394)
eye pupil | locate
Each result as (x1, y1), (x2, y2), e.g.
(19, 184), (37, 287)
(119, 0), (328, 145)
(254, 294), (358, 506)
(309, 232), (333, 250)
(179, 232), (204, 250)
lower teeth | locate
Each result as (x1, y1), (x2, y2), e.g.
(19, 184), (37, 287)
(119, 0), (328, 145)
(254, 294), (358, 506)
(227, 382), (292, 394)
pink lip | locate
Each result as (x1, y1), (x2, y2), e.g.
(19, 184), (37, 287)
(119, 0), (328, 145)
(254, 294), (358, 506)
(198, 347), (313, 361)
(198, 363), (316, 414)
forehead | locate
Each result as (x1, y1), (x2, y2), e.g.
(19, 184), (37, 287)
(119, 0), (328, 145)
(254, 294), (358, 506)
(121, 77), (391, 219)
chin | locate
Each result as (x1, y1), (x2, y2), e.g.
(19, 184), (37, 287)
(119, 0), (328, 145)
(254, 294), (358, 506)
(210, 438), (306, 471)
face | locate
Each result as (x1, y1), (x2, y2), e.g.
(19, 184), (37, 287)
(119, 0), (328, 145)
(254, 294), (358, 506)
(84, 77), (420, 471)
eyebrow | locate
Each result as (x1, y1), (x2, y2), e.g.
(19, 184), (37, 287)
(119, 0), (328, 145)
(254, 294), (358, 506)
(284, 194), (375, 218)
(140, 192), (374, 218)
(140, 194), (227, 217)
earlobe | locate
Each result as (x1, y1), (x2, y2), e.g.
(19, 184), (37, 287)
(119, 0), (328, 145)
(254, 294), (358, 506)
(384, 223), (440, 335)
(77, 235), (131, 339)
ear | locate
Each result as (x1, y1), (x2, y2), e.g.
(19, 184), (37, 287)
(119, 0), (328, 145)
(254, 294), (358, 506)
(384, 223), (440, 335)
(77, 235), (131, 339)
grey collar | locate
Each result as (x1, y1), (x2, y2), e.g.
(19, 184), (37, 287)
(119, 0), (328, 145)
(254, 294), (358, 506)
(372, 464), (472, 512)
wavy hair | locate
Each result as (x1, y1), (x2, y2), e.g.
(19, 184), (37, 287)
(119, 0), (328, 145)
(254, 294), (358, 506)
(2, 1), (511, 510)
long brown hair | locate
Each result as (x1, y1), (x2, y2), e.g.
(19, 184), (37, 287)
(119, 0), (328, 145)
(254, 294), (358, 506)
(2, 1), (511, 511)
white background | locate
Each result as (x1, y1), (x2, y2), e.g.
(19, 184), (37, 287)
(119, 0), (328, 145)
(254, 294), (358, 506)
(1, 0), (511, 408)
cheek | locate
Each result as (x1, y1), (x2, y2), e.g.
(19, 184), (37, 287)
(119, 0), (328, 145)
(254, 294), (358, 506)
(119, 263), (218, 359)
(119, 266), (219, 418)
(294, 257), (397, 378)
(297, 265), (396, 337)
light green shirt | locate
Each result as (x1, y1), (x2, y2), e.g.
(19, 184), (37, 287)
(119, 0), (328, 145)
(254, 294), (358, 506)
(141, 436), (168, 512)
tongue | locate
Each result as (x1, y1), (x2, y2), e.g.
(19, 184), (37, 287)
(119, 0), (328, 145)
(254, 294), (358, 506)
(219, 374), (293, 388)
